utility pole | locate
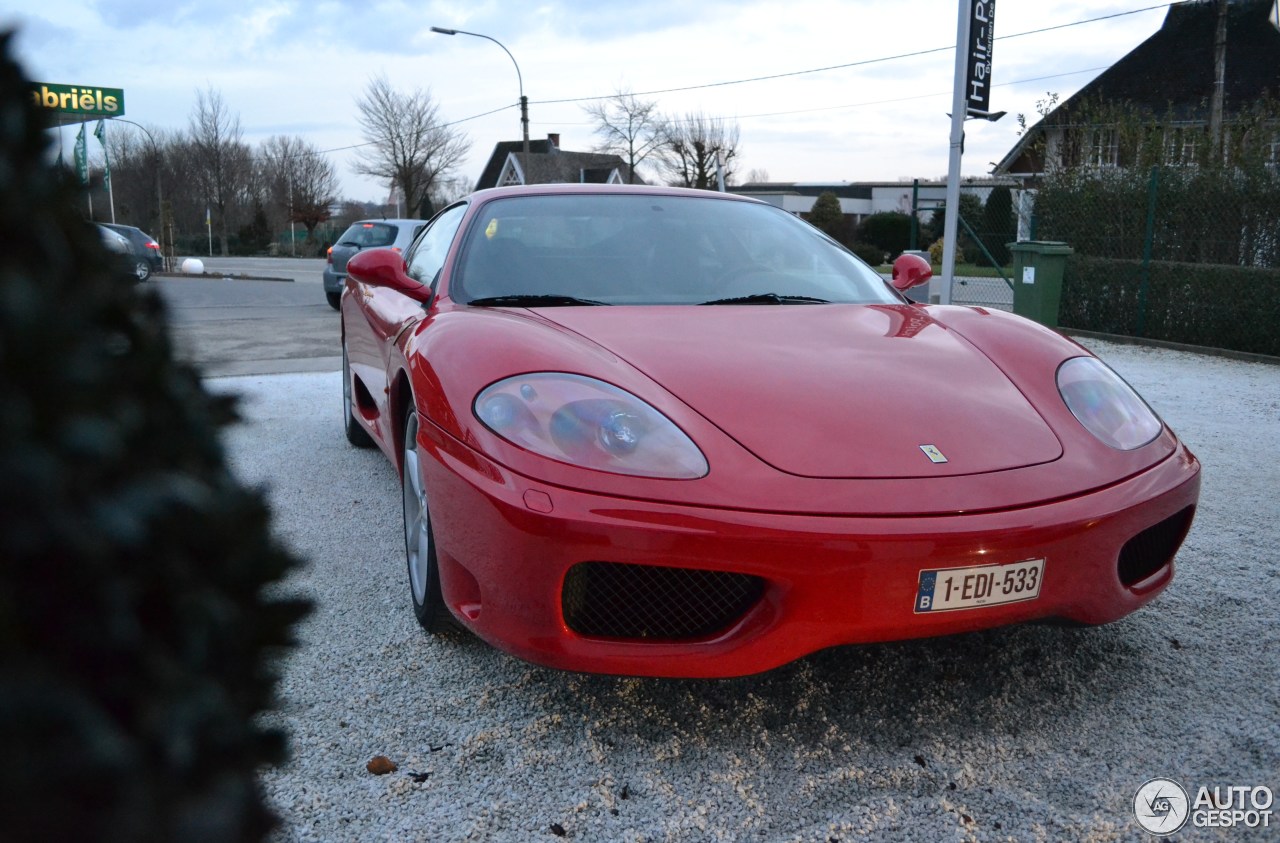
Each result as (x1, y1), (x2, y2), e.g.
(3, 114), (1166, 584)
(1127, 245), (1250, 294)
(1210, 0), (1228, 160)
(940, 1), (973, 306)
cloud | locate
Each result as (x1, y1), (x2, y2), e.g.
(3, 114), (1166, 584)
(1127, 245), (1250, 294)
(6, 0), (1176, 200)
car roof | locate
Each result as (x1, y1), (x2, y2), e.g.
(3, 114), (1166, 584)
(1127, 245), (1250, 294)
(464, 183), (767, 206)
(348, 218), (427, 226)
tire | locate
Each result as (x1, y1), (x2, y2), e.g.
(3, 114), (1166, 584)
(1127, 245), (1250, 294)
(342, 340), (374, 448)
(134, 259), (151, 282)
(402, 411), (452, 633)
(326, 290), (341, 310)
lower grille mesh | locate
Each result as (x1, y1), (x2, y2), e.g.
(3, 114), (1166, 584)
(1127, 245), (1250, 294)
(1118, 505), (1195, 586)
(562, 562), (764, 640)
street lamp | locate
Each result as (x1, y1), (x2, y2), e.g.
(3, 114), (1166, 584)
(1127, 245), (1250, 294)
(109, 117), (167, 268)
(430, 26), (529, 155)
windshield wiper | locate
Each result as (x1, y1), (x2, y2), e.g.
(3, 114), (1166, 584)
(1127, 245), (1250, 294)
(698, 293), (830, 305)
(467, 294), (611, 307)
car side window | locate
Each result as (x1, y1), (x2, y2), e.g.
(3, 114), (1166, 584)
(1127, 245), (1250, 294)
(405, 204), (467, 288)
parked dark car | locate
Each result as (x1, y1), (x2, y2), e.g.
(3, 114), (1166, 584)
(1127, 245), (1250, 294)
(102, 223), (162, 281)
(323, 219), (426, 309)
(96, 223), (141, 283)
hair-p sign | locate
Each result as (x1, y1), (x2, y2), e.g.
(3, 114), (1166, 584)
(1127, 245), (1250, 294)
(29, 83), (125, 118)
(965, 0), (996, 117)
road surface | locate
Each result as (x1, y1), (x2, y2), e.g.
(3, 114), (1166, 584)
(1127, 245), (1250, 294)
(153, 257), (340, 377)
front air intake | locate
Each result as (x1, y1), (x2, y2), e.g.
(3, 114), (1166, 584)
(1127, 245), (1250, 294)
(562, 562), (764, 640)
(1118, 506), (1195, 587)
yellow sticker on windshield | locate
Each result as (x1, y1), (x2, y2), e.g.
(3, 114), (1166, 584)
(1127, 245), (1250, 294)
(485, 219), (499, 239)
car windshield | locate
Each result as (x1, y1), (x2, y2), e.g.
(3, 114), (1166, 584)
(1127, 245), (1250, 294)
(452, 193), (900, 306)
(338, 222), (400, 248)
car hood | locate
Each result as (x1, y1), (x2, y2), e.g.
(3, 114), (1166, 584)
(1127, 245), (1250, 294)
(537, 304), (1064, 479)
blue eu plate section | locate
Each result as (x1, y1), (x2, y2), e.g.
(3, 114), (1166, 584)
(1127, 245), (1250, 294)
(915, 571), (939, 613)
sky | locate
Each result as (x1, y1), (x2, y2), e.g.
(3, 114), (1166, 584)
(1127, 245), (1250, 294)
(3, 1), (1208, 203)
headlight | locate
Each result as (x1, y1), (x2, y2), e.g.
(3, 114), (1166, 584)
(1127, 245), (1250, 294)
(1057, 357), (1161, 450)
(474, 373), (708, 479)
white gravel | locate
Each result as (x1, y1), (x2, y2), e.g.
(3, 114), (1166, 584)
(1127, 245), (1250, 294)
(216, 338), (1280, 842)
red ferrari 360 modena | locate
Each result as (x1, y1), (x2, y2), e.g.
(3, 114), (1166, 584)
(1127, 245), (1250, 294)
(340, 184), (1199, 678)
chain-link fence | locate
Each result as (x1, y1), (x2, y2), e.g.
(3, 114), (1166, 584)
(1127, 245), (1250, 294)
(950, 208), (1015, 309)
(1030, 164), (1280, 356)
(908, 187), (1018, 310)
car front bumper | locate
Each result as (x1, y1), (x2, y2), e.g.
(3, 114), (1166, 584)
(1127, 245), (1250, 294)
(419, 421), (1200, 678)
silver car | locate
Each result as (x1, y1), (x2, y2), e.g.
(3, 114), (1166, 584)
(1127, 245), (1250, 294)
(323, 218), (426, 309)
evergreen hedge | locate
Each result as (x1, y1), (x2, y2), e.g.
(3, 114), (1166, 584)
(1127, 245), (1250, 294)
(1060, 254), (1280, 356)
(0, 32), (309, 841)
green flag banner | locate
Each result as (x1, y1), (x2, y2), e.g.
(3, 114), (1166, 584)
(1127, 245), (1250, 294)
(74, 123), (88, 185)
(93, 119), (111, 192)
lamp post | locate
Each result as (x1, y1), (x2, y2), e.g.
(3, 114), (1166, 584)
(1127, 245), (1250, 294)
(430, 26), (529, 155)
(109, 117), (167, 268)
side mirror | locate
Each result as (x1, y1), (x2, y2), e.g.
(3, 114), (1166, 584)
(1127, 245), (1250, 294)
(890, 253), (933, 292)
(346, 248), (431, 304)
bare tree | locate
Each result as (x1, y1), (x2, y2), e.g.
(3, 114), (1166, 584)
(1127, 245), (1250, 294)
(187, 87), (251, 255)
(744, 167), (771, 184)
(352, 75), (468, 218)
(582, 87), (666, 183)
(430, 174), (474, 210)
(657, 112), (741, 190)
(102, 123), (165, 230)
(258, 136), (338, 250)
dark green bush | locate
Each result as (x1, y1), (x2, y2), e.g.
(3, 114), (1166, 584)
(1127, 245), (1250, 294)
(849, 242), (888, 267)
(0, 32), (309, 841)
(806, 191), (845, 239)
(1061, 254), (1280, 356)
(980, 186), (1015, 267)
(856, 211), (912, 259)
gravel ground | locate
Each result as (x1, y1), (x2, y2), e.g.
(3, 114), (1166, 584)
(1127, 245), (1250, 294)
(217, 339), (1280, 842)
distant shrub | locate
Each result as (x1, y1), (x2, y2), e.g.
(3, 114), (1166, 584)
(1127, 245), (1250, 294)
(806, 191), (845, 238)
(850, 242), (887, 266)
(857, 212), (913, 258)
(982, 186), (1015, 266)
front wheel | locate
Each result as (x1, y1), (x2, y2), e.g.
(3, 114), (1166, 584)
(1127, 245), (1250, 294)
(402, 411), (452, 633)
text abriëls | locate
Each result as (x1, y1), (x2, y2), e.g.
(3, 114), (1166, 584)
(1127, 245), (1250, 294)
(29, 84), (122, 115)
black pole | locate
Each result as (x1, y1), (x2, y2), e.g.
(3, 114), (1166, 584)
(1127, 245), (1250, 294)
(520, 95), (529, 155)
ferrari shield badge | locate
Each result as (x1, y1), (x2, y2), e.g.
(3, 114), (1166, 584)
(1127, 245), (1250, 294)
(919, 444), (948, 464)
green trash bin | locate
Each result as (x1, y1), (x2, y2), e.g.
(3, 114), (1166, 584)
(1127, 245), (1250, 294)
(1007, 241), (1073, 327)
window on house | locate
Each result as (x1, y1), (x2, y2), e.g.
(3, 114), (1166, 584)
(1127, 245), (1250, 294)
(1164, 128), (1201, 166)
(1088, 128), (1118, 167)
